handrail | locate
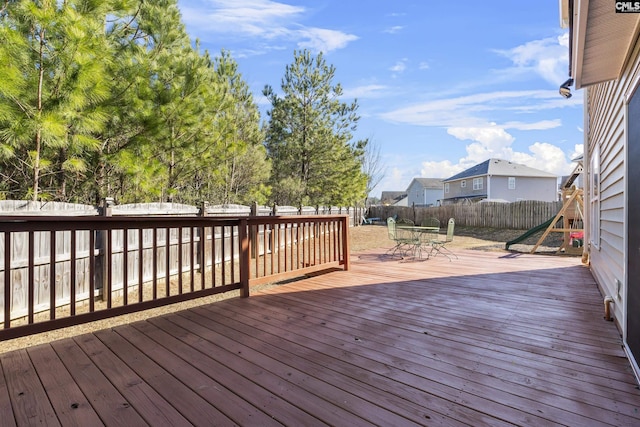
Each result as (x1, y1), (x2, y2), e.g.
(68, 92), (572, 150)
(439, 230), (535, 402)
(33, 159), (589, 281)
(0, 215), (349, 340)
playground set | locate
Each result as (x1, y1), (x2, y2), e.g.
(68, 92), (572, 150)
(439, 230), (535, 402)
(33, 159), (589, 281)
(505, 160), (584, 256)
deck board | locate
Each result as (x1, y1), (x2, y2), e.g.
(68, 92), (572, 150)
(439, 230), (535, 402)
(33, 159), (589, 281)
(2, 248), (640, 426)
(1, 350), (60, 426)
(71, 333), (192, 426)
(49, 338), (149, 426)
(27, 345), (103, 426)
(93, 326), (238, 427)
(0, 351), (18, 427)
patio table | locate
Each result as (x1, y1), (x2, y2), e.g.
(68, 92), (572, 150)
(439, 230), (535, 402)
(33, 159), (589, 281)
(396, 225), (440, 259)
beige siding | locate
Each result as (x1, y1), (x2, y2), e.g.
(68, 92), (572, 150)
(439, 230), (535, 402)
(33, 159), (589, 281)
(444, 177), (486, 201)
(586, 40), (640, 326)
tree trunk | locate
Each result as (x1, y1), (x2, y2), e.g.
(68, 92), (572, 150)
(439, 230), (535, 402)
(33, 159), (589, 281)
(32, 27), (46, 201)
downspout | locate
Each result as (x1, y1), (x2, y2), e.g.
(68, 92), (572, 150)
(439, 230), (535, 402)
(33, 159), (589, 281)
(604, 296), (615, 321)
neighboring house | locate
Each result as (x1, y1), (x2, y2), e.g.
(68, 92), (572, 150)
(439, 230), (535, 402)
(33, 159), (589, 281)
(392, 195), (408, 207)
(405, 178), (443, 207)
(560, 0), (640, 378)
(441, 158), (557, 204)
(380, 191), (407, 206)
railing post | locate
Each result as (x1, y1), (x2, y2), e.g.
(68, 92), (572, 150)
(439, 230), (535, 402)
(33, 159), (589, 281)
(250, 202), (258, 259)
(341, 215), (350, 271)
(198, 201), (208, 275)
(239, 218), (250, 298)
(96, 197), (114, 300)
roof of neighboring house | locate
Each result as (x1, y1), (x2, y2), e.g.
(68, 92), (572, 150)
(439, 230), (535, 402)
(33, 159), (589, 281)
(445, 194), (488, 202)
(443, 158), (556, 182)
(408, 178), (443, 190)
(380, 191), (406, 201)
(391, 195), (408, 206)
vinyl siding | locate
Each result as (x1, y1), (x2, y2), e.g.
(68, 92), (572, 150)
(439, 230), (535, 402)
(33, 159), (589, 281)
(444, 176), (555, 202)
(406, 181), (442, 206)
(585, 39), (640, 330)
(443, 177), (486, 201)
(489, 176), (558, 202)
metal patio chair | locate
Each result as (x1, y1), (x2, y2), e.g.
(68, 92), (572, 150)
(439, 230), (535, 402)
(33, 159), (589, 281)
(386, 217), (419, 258)
(429, 218), (458, 261)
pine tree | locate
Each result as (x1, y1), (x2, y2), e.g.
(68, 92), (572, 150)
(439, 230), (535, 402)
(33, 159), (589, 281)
(0, 0), (269, 205)
(263, 49), (367, 207)
(0, 0), (112, 201)
(208, 50), (270, 205)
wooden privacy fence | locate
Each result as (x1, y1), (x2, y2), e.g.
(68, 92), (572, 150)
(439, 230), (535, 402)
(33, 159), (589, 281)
(0, 215), (349, 341)
(369, 200), (563, 230)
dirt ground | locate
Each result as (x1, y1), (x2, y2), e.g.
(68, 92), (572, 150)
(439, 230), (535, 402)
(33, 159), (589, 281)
(1, 224), (577, 353)
(349, 223), (570, 255)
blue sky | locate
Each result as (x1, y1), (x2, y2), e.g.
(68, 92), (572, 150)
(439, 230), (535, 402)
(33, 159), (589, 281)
(176, 0), (583, 198)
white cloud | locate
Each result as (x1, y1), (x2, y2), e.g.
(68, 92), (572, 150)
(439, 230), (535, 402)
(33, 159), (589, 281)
(380, 90), (565, 128)
(448, 126), (515, 151)
(419, 62), (430, 70)
(384, 139), (579, 190)
(508, 95), (582, 112)
(501, 120), (562, 130)
(390, 59), (408, 73)
(443, 124), (581, 176)
(384, 26), (404, 34)
(342, 84), (388, 99)
(495, 32), (570, 86)
(384, 166), (414, 192)
(181, 0), (303, 37)
(420, 160), (466, 179)
(180, 0), (357, 54)
(509, 142), (571, 175)
(297, 28), (359, 52)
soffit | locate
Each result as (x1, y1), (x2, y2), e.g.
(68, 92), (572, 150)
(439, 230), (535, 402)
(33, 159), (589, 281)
(572, 0), (640, 89)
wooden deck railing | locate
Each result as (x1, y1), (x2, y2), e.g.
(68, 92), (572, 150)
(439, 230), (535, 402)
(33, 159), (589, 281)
(0, 215), (349, 340)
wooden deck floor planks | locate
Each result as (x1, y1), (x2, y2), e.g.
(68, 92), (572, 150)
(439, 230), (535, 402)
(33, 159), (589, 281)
(1, 248), (640, 426)
(219, 285), (627, 425)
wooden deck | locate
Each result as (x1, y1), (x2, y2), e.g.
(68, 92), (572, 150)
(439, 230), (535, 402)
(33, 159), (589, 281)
(2, 248), (639, 426)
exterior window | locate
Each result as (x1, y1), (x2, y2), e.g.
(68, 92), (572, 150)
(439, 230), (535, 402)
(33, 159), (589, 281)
(508, 177), (516, 189)
(590, 147), (600, 248)
(461, 180), (466, 188)
(444, 183), (450, 194)
(473, 178), (483, 190)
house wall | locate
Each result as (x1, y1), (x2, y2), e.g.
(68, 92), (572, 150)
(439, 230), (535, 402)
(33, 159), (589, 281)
(406, 180), (442, 206)
(444, 175), (556, 203)
(424, 189), (443, 206)
(443, 177), (487, 201)
(406, 181), (424, 206)
(585, 39), (640, 335)
(489, 176), (558, 202)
